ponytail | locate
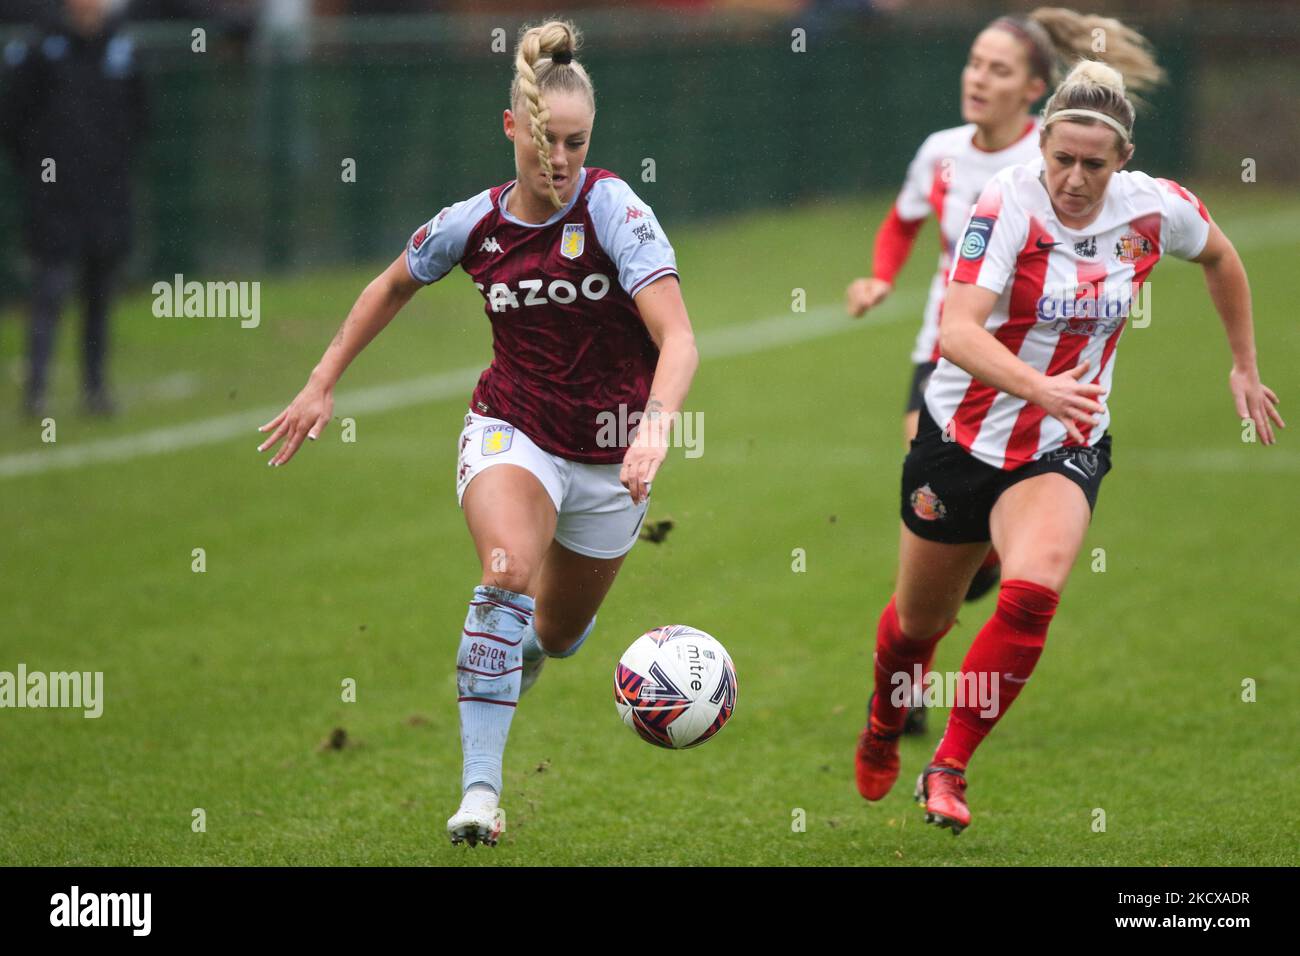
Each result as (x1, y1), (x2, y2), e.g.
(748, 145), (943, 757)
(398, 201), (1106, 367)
(988, 7), (1163, 106)
(510, 20), (596, 210)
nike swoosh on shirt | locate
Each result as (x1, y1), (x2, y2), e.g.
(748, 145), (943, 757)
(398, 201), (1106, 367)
(1036, 238), (1060, 250)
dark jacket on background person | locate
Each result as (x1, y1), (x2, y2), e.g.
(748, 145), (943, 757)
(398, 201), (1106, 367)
(0, 11), (149, 261)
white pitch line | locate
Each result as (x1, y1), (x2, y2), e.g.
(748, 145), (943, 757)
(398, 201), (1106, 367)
(0, 298), (917, 479)
(2, 201), (1295, 482)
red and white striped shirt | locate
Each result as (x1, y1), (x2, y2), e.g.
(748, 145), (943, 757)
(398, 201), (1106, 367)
(926, 157), (1211, 470)
(888, 120), (1041, 363)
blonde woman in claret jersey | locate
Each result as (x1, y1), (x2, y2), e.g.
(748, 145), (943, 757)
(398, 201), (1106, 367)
(258, 20), (701, 848)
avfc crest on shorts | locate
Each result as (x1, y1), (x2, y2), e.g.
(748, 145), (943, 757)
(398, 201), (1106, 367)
(482, 424), (514, 456)
(560, 223), (585, 260)
(909, 484), (947, 521)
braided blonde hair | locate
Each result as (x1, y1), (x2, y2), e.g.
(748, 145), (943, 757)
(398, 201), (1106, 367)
(510, 20), (596, 210)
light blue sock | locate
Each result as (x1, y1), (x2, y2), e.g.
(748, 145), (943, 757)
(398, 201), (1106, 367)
(457, 585), (534, 794)
(520, 615), (596, 661)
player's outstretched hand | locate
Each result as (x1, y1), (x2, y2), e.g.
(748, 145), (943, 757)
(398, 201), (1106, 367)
(257, 378), (334, 467)
(1033, 359), (1106, 446)
(845, 277), (892, 318)
(621, 417), (668, 506)
(1229, 366), (1284, 445)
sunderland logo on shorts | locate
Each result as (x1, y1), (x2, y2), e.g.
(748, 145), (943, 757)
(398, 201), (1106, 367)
(910, 484), (947, 521)
(561, 223), (585, 260)
(482, 424), (514, 456)
(959, 216), (995, 260)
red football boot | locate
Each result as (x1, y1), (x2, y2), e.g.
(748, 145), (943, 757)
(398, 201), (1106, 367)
(915, 764), (971, 835)
(855, 696), (902, 801)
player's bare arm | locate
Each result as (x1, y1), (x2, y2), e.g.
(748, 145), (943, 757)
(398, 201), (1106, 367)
(1190, 221), (1285, 444)
(621, 275), (699, 505)
(845, 276), (893, 318)
(940, 279), (1105, 443)
(257, 253), (422, 466)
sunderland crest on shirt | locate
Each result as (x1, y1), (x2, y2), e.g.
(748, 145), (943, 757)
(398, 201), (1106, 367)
(1114, 231), (1153, 264)
(561, 223), (585, 260)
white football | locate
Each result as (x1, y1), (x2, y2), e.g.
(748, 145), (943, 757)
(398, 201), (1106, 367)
(613, 625), (738, 749)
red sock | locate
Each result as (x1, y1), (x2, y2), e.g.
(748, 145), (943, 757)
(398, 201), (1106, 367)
(870, 595), (953, 734)
(933, 579), (1059, 770)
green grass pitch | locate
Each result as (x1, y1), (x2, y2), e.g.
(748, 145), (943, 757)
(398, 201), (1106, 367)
(1, 188), (1297, 866)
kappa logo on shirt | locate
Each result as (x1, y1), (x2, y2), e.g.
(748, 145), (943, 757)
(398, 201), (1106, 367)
(480, 236), (504, 254)
(624, 205), (648, 223)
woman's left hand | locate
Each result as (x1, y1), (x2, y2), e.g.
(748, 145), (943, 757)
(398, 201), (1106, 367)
(1229, 366), (1284, 445)
(620, 417), (669, 505)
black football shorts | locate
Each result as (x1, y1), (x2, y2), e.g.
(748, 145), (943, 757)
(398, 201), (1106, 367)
(900, 404), (1112, 544)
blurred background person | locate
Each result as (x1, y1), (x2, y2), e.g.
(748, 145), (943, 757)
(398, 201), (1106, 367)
(0, 0), (149, 417)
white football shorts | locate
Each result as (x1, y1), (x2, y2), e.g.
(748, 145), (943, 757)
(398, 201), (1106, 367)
(455, 411), (649, 560)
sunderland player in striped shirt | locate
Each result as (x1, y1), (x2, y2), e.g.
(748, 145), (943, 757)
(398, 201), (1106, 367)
(257, 20), (699, 847)
(854, 57), (1283, 834)
(845, 10), (1165, 732)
